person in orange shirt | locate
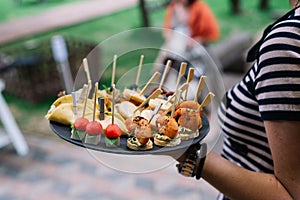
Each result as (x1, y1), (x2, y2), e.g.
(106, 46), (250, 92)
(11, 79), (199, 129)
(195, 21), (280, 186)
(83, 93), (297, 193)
(153, 0), (220, 99)
(163, 0), (220, 47)
(154, 0), (220, 70)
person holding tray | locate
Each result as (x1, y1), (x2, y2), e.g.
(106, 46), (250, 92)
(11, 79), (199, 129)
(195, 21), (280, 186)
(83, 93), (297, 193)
(176, 0), (300, 199)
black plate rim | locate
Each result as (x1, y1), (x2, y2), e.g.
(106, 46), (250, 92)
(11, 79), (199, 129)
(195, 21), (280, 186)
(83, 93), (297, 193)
(49, 115), (210, 155)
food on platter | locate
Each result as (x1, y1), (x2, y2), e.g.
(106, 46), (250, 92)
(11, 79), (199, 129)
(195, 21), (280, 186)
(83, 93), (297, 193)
(97, 88), (122, 110)
(45, 92), (99, 125)
(71, 117), (89, 140)
(124, 109), (157, 134)
(84, 121), (103, 145)
(117, 101), (138, 119)
(122, 88), (146, 106)
(51, 94), (72, 106)
(47, 55), (213, 153)
(46, 102), (98, 125)
(173, 93), (215, 141)
(104, 83), (128, 147)
(148, 98), (172, 111)
(127, 116), (153, 151)
(127, 136), (153, 151)
(133, 88), (163, 113)
(100, 114), (129, 136)
(105, 124), (122, 147)
(154, 115), (181, 147)
(46, 103), (75, 125)
(83, 82), (103, 145)
(176, 100), (203, 117)
(121, 55), (146, 105)
(139, 109), (154, 121)
(174, 107), (201, 140)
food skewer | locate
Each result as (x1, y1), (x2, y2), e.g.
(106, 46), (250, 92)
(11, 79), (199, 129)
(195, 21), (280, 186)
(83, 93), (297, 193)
(83, 58), (92, 96)
(194, 76), (207, 102)
(197, 92), (215, 112)
(82, 80), (91, 118)
(184, 67), (194, 100)
(149, 103), (162, 123)
(134, 55), (144, 90)
(139, 72), (161, 96)
(134, 60), (170, 113)
(159, 60), (172, 90)
(171, 89), (182, 117)
(111, 84), (116, 125)
(163, 87), (184, 116)
(93, 82), (98, 122)
(134, 88), (162, 113)
(71, 91), (78, 117)
(83, 58), (91, 83)
(70, 93), (86, 141)
(84, 81), (103, 145)
(105, 83), (122, 148)
(175, 62), (187, 92)
(78, 84), (88, 104)
(164, 82), (189, 106)
(111, 54), (117, 86)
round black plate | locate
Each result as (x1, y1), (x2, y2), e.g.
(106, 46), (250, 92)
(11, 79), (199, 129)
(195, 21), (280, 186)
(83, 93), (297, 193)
(49, 115), (210, 155)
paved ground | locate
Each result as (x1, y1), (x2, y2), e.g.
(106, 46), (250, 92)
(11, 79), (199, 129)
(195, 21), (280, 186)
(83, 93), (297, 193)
(0, 134), (219, 200)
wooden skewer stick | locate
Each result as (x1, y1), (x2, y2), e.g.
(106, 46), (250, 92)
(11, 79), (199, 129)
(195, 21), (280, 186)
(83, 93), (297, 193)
(72, 91), (78, 117)
(184, 67), (194, 100)
(171, 89), (182, 117)
(83, 58), (92, 96)
(82, 80), (91, 118)
(139, 72), (161, 96)
(194, 76), (207, 102)
(111, 84), (116, 125)
(159, 60), (172, 89)
(134, 88), (162, 113)
(197, 92), (215, 112)
(78, 84), (88, 104)
(83, 58), (91, 83)
(111, 55), (117, 86)
(135, 55), (144, 88)
(163, 89), (182, 116)
(175, 62), (187, 92)
(93, 82), (98, 121)
(149, 103), (162, 123)
(165, 82), (189, 105)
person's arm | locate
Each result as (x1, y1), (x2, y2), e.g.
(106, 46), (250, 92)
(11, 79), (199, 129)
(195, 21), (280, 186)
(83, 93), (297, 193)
(201, 120), (300, 200)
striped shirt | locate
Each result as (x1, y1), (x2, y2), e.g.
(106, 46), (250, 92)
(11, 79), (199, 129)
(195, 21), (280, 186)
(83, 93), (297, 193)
(218, 7), (300, 176)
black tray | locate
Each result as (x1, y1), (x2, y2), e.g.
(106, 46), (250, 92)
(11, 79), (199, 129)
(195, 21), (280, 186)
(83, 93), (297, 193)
(49, 115), (210, 155)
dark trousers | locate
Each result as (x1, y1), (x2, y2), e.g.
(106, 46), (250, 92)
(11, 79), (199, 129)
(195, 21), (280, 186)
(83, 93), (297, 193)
(230, 0), (269, 14)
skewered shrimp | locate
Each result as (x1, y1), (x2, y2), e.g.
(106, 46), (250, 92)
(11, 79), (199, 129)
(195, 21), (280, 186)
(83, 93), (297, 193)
(175, 100), (204, 117)
(173, 108), (202, 132)
(156, 115), (178, 139)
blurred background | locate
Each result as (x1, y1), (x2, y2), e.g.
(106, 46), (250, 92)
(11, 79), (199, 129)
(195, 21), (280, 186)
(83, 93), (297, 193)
(0, 0), (290, 200)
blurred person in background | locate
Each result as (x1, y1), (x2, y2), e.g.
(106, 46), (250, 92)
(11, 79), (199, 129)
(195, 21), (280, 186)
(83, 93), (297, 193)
(154, 0), (220, 97)
(176, 0), (300, 199)
(163, 0), (220, 48)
